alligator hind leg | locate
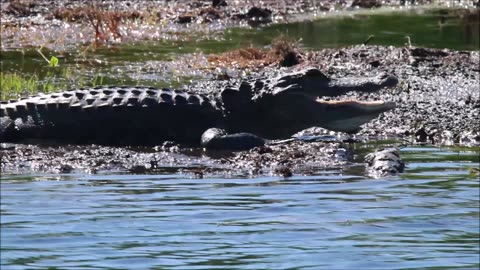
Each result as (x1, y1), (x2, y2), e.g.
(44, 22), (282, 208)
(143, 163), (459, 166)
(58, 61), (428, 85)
(200, 128), (265, 150)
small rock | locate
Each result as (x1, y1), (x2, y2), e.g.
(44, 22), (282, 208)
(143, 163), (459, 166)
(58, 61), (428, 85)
(365, 148), (404, 177)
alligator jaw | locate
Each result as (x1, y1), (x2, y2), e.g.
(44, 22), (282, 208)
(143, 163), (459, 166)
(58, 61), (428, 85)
(315, 99), (396, 133)
(316, 99), (396, 112)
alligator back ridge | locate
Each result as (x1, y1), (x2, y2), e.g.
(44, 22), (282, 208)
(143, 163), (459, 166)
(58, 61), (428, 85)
(0, 86), (222, 145)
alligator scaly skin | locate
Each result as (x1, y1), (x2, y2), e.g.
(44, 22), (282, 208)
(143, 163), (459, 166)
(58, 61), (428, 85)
(0, 86), (222, 145)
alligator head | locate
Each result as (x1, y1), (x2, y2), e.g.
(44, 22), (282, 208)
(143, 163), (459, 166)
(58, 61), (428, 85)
(221, 67), (398, 138)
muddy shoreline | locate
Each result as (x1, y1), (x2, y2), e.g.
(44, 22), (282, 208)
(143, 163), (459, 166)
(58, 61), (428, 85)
(1, 44), (478, 176)
(1, 1), (479, 176)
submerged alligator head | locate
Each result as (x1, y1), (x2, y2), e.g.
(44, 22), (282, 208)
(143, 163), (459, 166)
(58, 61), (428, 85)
(220, 67), (398, 138)
(0, 67), (398, 148)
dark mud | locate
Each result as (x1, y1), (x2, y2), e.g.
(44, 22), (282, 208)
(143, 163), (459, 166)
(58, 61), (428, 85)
(0, 140), (351, 176)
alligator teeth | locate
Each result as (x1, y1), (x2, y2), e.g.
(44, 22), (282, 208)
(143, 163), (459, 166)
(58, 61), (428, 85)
(316, 99), (395, 112)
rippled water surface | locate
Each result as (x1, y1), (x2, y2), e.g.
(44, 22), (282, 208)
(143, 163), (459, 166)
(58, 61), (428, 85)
(1, 146), (479, 269)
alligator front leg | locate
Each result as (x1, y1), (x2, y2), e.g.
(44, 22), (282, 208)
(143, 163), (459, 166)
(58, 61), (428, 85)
(200, 128), (265, 150)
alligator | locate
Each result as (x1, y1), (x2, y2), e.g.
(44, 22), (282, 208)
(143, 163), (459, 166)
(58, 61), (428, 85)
(0, 67), (398, 150)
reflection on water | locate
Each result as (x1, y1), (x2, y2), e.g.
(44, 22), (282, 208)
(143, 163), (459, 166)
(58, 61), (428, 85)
(264, 8), (479, 50)
(1, 146), (479, 269)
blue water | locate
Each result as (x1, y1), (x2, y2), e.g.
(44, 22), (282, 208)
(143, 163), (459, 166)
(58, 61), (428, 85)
(1, 146), (479, 269)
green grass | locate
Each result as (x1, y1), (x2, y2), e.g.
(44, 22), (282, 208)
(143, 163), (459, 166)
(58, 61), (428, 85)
(0, 72), (40, 100)
(0, 70), (104, 101)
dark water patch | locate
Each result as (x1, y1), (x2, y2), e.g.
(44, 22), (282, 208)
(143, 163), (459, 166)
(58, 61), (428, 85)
(266, 8), (479, 51)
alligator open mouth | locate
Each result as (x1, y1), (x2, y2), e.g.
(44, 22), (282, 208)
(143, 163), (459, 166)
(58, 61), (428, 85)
(268, 68), (399, 134)
(315, 99), (396, 133)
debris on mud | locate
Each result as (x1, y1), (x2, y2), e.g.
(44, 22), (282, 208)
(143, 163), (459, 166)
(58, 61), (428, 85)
(207, 36), (303, 70)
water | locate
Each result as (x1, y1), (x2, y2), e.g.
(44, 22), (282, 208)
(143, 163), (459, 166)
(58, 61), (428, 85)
(2, 146), (479, 269)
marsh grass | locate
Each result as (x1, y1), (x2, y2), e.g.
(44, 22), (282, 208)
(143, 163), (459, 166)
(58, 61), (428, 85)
(0, 72), (38, 100)
(0, 69), (104, 101)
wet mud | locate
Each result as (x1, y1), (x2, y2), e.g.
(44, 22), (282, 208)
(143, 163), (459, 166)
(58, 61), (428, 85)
(0, 140), (350, 176)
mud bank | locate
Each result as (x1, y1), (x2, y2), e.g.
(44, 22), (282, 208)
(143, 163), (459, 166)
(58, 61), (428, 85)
(1, 44), (478, 176)
(0, 139), (350, 176)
